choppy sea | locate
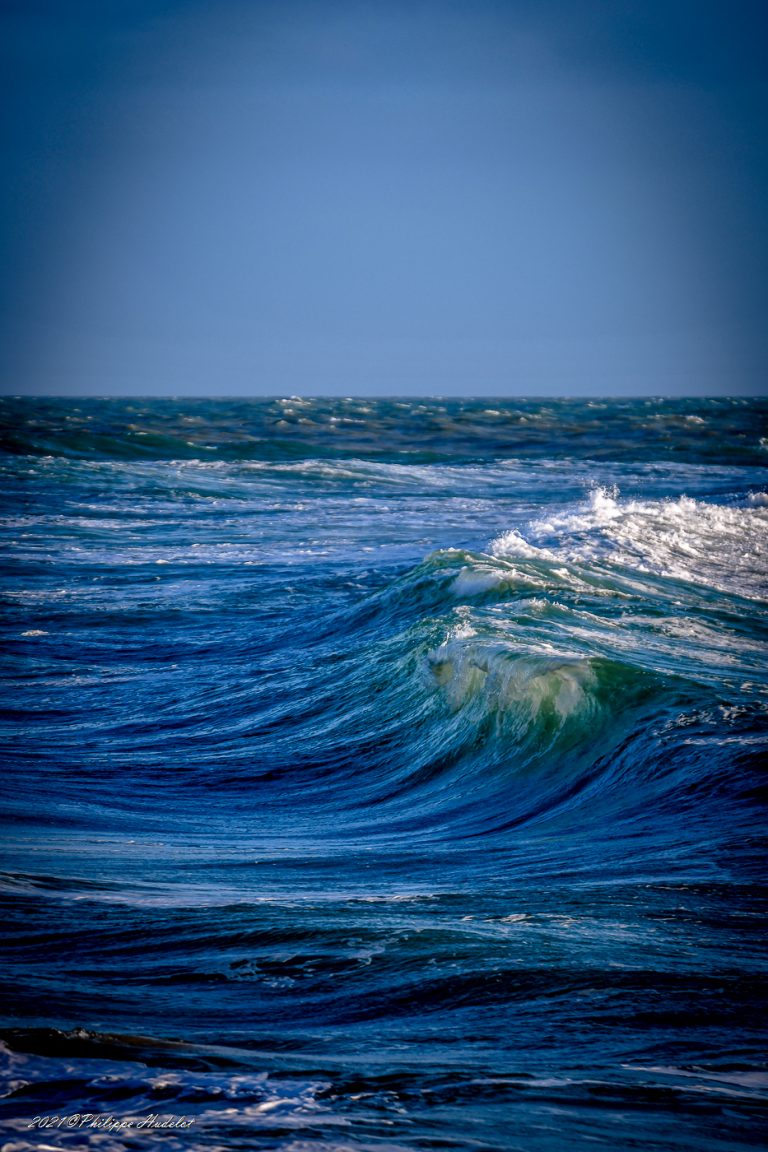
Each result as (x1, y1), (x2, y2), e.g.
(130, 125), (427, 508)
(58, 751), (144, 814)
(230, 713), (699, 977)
(1, 396), (767, 1152)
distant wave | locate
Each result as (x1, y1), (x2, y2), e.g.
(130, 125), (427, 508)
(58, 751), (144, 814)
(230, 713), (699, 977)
(2, 396), (767, 465)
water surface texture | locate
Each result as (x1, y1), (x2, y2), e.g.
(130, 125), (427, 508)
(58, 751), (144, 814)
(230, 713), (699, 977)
(1, 397), (767, 1151)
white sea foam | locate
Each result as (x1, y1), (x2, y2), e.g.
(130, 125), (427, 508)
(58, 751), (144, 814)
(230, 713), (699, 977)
(491, 489), (768, 599)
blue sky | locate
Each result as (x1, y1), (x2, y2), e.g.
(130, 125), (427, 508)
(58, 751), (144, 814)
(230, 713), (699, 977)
(2, 0), (767, 396)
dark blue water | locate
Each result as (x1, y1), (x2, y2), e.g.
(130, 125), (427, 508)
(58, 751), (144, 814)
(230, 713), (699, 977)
(1, 397), (767, 1151)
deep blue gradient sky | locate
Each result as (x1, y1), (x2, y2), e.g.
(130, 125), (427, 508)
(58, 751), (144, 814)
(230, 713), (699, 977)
(2, 0), (767, 396)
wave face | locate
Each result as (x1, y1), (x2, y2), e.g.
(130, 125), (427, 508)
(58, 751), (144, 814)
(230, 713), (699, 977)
(1, 397), (767, 1151)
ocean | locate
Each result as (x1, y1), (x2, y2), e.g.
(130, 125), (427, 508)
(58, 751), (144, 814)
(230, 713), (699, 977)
(1, 396), (767, 1151)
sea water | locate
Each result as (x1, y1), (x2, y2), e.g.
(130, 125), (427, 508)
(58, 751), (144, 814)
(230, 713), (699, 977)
(1, 396), (767, 1151)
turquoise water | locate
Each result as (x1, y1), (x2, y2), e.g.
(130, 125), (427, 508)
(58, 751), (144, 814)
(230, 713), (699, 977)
(1, 397), (767, 1150)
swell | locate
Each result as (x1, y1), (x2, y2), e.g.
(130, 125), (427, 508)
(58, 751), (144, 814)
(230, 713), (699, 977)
(3, 486), (765, 851)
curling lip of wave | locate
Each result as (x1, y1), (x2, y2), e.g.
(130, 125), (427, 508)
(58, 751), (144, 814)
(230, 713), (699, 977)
(428, 628), (603, 722)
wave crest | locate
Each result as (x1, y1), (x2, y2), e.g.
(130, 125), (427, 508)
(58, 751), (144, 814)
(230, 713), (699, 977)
(491, 489), (768, 599)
